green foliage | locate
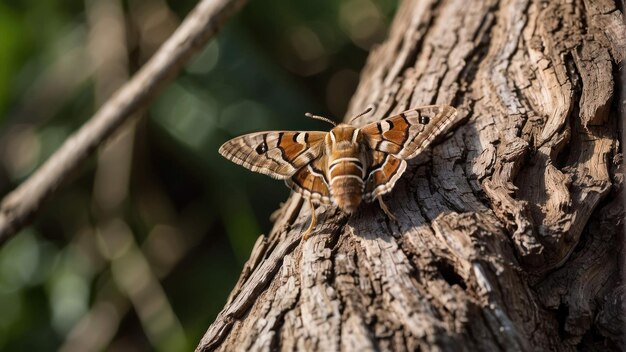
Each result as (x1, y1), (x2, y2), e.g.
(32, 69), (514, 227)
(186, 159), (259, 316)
(0, 0), (397, 350)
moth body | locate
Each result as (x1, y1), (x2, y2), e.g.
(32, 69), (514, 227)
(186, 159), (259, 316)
(324, 124), (366, 213)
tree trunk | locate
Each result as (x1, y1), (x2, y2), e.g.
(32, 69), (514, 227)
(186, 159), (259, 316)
(198, 0), (624, 351)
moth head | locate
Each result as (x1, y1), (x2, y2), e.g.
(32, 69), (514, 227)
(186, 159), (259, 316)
(326, 124), (362, 154)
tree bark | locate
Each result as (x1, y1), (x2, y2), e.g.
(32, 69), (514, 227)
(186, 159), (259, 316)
(198, 0), (625, 351)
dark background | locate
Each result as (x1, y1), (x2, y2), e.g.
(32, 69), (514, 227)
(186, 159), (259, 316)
(0, 0), (397, 350)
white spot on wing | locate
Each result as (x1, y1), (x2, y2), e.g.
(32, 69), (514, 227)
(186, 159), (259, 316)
(296, 132), (307, 144)
(381, 120), (391, 132)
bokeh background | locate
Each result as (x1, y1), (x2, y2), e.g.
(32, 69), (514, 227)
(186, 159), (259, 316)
(0, 0), (397, 350)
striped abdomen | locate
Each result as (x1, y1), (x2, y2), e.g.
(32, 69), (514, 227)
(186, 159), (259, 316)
(328, 157), (365, 213)
(325, 124), (367, 213)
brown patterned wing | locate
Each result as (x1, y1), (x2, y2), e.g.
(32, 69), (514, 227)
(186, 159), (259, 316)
(219, 131), (327, 179)
(286, 155), (332, 204)
(360, 105), (459, 160)
(363, 151), (407, 202)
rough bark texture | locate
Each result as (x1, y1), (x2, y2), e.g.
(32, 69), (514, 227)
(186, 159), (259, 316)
(198, 0), (625, 351)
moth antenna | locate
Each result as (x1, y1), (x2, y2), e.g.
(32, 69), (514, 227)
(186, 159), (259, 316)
(348, 107), (373, 123)
(305, 112), (337, 127)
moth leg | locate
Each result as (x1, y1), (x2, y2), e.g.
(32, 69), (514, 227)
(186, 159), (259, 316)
(377, 195), (398, 222)
(302, 198), (317, 240)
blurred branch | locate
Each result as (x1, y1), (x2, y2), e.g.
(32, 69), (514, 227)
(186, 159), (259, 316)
(0, 0), (248, 245)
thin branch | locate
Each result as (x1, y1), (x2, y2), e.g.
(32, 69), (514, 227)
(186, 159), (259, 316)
(0, 0), (248, 245)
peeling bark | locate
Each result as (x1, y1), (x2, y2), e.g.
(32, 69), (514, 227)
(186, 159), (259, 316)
(198, 0), (624, 350)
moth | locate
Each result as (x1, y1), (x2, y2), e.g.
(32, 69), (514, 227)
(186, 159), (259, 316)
(219, 105), (460, 239)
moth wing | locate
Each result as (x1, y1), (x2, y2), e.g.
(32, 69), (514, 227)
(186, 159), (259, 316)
(363, 151), (407, 202)
(286, 155), (332, 204)
(219, 131), (327, 179)
(360, 105), (459, 160)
